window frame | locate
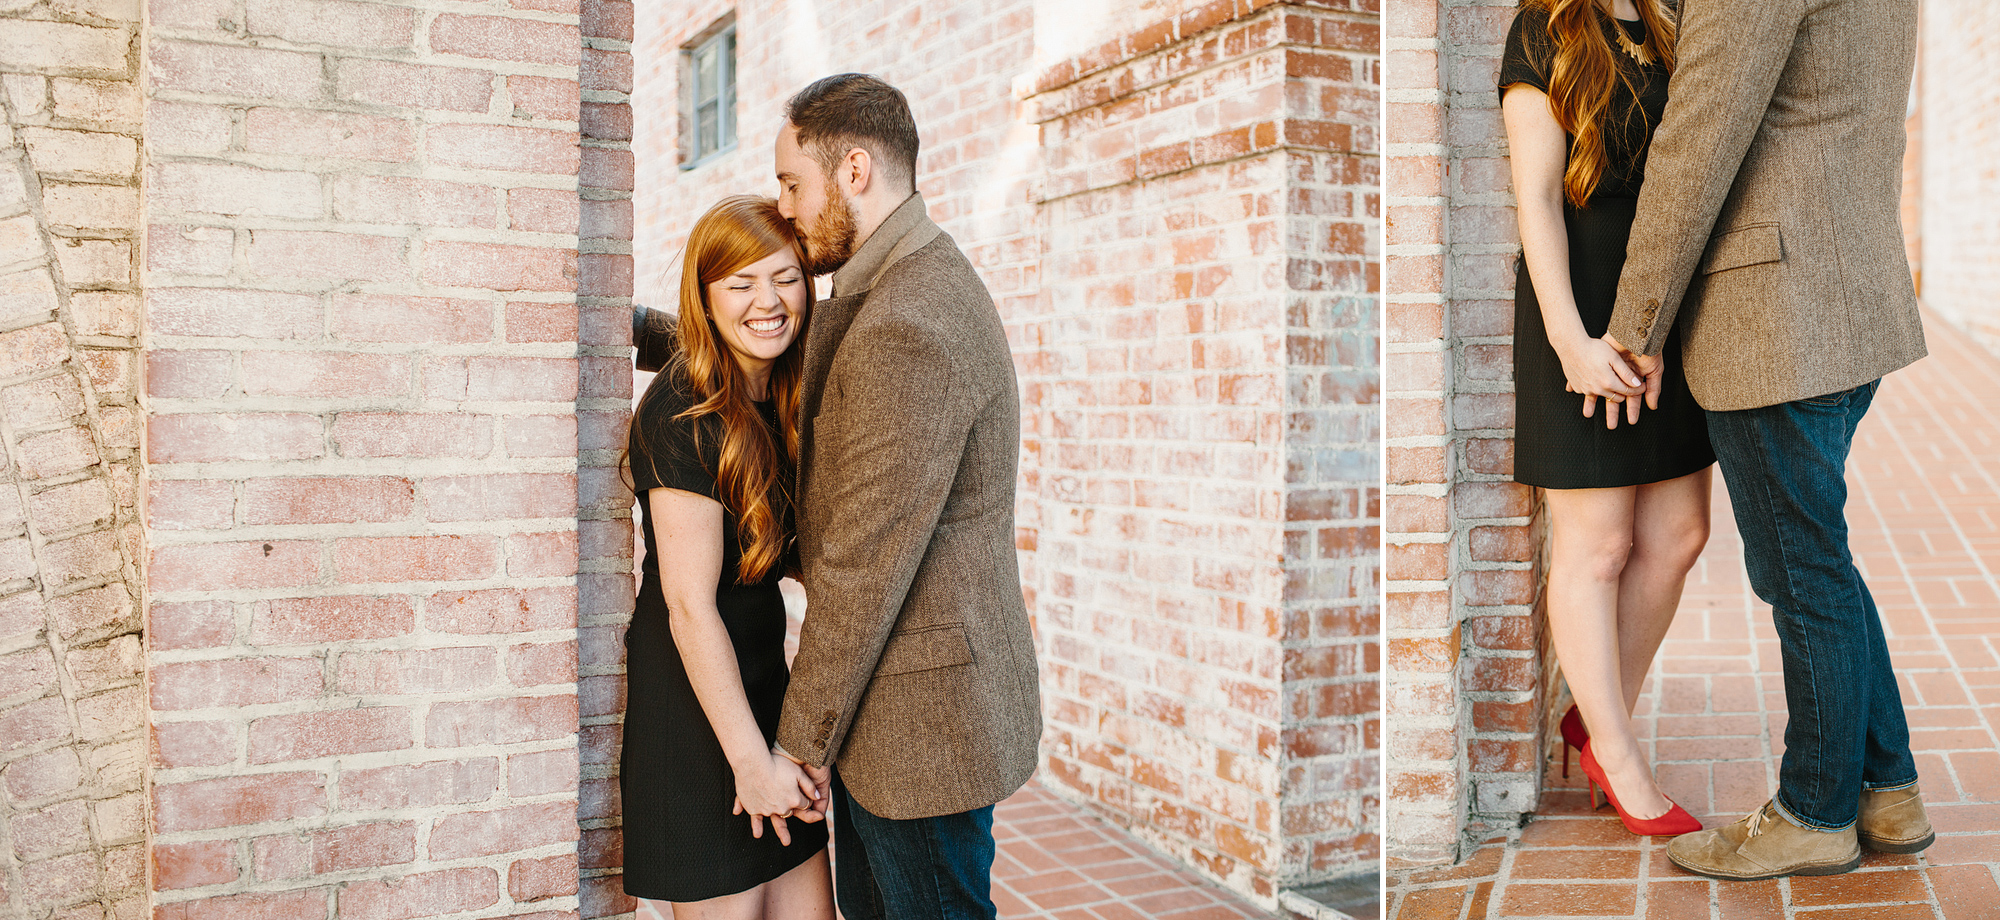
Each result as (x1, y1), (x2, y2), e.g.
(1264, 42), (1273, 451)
(680, 19), (738, 169)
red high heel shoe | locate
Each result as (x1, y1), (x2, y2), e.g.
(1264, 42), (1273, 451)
(1559, 705), (1588, 778)
(1579, 741), (1702, 836)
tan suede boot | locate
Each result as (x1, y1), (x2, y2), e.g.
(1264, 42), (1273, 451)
(1666, 800), (1862, 880)
(1859, 784), (1935, 853)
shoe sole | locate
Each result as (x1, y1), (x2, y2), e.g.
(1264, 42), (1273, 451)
(1666, 850), (1863, 881)
(1861, 831), (1935, 855)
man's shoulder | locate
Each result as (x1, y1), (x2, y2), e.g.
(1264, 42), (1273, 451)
(857, 233), (996, 325)
(838, 234), (1011, 379)
(871, 233), (986, 297)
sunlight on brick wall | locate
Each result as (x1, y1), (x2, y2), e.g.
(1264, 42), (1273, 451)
(1914, 1), (2000, 356)
(140, 1), (595, 915)
(0, 1), (146, 916)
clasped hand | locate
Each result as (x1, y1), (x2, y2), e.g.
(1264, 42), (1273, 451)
(1559, 333), (1662, 429)
(730, 749), (834, 845)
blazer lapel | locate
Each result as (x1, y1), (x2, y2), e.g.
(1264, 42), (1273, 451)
(798, 291), (865, 496)
(797, 194), (943, 505)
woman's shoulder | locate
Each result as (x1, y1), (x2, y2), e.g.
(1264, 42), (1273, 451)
(630, 367), (721, 496)
(1505, 2), (1554, 51)
(632, 368), (717, 458)
(1500, 2), (1556, 93)
(636, 364), (702, 420)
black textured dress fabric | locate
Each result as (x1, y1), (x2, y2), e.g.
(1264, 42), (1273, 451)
(622, 370), (823, 902)
(1500, 6), (1716, 490)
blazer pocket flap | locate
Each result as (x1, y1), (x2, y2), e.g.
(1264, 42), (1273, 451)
(1700, 223), (1783, 274)
(874, 624), (974, 677)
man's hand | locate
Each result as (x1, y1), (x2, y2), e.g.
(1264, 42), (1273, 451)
(803, 762), (834, 813)
(730, 749), (822, 844)
(1555, 333), (1646, 429)
(776, 744), (835, 821)
(737, 744), (831, 834)
(1602, 333), (1664, 425)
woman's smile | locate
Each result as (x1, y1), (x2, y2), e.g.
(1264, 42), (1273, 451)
(744, 314), (789, 336)
(707, 246), (810, 392)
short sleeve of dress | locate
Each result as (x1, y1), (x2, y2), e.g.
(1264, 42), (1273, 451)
(628, 371), (722, 503)
(1498, 6), (1555, 101)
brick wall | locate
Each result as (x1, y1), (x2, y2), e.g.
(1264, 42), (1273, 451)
(634, 0), (1379, 907)
(1913, 0), (2000, 355)
(142, 1), (595, 916)
(1277, 12), (1381, 880)
(1383, 0), (1545, 867)
(574, 2), (635, 918)
(0, 1), (147, 917)
(1022, 2), (1381, 897)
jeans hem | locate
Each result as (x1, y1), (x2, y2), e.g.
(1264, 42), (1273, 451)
(1862, 776), (1922, 792)
(1773, 791), (1855, 833)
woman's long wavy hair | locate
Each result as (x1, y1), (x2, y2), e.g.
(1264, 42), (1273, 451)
(634, 195), (809, 584)
(1534, 0), (1677, 207)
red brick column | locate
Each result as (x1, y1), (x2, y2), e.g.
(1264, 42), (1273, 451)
(143, 2), (588, 915)
(1023, 1), (1381, 900)
(1383, 0), (1546, 867)
(1278, 4), (1383, 887)
(0, 3), (146, 917)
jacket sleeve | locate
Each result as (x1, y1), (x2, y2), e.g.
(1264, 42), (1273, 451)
(1608, 0), (1806, 355)
(775, 313), (977, 767)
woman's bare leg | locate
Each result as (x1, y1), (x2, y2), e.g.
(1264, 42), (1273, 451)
(665, 888), (760, 920)
(1614, 467), (1714, 710)
(761, 848), (834, 920)
(663, 847), (833, 920)
(1545, 484), (1675, 819)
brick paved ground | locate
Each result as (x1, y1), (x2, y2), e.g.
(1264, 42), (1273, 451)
(635, 782), (1288, 920)
(1387, 311), (2000, 919)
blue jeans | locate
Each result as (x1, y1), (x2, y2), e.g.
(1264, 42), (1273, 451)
(831, 772), (997, 920)
(1705, 380), (1918, 830)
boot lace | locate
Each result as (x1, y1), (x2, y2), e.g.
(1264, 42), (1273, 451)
(1744, 805), (1772, 839)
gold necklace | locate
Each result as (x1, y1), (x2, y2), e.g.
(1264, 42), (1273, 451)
(1613, 18), (1653, 65)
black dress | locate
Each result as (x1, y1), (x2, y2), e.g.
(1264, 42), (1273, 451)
(622, 369), (824, 902)
(1500, 6), (1715, 489)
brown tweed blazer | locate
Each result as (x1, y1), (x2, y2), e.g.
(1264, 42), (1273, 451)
(775, 193), (1041, 820)
(1608, 0), (1925, 411)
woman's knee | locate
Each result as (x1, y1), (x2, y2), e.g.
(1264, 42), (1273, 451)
(1554, 535), (1634, 583)
(1636, 507), (1710, 571)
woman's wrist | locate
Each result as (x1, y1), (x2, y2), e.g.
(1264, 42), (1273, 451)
(724, 742), (774, 775)
(1545, 321), (1592, 354)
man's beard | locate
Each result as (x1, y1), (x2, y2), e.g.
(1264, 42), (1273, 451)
(797, 188), (858, 276)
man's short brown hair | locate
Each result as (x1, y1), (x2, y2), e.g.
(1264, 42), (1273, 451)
(785, 73), (919, 193)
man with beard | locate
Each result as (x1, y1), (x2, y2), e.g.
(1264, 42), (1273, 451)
(760, 73), (1040, 920)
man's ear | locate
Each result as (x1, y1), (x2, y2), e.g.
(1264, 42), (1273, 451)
(841, 146), (873, 197)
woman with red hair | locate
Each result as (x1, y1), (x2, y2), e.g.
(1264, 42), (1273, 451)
(1500, 0), (1713, 836)
(623, 195), (834, 918)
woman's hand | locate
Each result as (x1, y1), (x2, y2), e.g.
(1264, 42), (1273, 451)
(1503, 83), (1653, 430)
(1555, 334), (1647, 429)
(730, 750), (824, 845)
(1582, 334), (1665, 428)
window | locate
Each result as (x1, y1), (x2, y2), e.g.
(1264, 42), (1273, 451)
(683, 22), (737, 166)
